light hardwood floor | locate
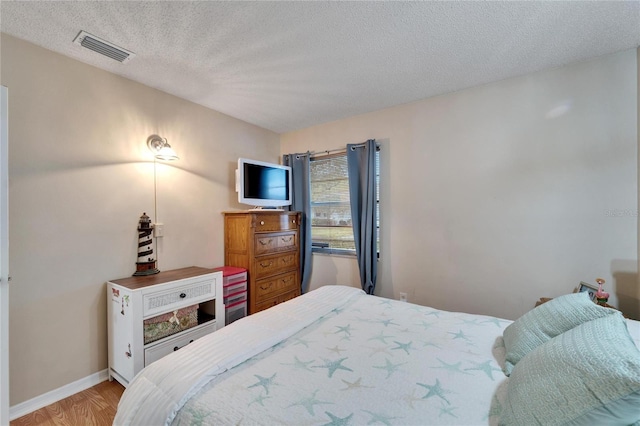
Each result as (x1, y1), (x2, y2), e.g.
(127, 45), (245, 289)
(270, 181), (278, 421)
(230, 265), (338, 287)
(10, 380), (124, 426)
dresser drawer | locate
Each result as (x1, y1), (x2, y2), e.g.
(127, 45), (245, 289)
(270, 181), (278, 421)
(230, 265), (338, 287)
(276, 232), (297, 250)
(254, 271), (298, 301)
(255, 232), (297, 255)
(252, 213), (298, 232)
(254, 252), (298, 280)
(144, 322), (217, 366)
(254, 289), (300, 313)
(143, 276), (215, 318)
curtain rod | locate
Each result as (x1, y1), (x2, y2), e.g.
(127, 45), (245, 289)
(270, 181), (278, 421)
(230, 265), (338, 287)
(309, 141), (372, 157)
(292, 141), (376, 159)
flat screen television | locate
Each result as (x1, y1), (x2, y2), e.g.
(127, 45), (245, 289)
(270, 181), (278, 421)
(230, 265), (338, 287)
(236, 158), (292, 208)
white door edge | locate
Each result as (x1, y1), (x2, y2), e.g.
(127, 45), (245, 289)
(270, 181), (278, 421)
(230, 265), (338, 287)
(1, 85), (9, 426)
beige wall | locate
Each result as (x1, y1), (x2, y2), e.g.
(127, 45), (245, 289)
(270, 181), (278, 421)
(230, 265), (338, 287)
(1, 34), (280, 405)
(282, 49), (638, 321)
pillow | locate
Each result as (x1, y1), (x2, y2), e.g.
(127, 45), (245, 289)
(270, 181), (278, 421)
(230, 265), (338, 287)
(502, 291), (616, 375)
(626, 319), (640, 350)
(499, 313), (640, 425)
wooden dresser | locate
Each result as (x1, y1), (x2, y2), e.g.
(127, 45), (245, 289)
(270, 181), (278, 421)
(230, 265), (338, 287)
(223, 211), (301, 314)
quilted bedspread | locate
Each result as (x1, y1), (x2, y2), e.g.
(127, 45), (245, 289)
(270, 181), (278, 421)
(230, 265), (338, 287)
(115, 285), (511, 425)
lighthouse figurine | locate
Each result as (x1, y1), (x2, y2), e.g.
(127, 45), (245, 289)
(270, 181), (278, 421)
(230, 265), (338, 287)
(133, 212), (160, 276)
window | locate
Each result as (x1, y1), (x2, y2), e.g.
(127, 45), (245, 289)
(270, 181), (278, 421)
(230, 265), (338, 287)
(310, 149), (380, 255)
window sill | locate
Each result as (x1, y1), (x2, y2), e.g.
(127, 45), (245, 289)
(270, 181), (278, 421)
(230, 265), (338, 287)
(312, 249), (356, 258)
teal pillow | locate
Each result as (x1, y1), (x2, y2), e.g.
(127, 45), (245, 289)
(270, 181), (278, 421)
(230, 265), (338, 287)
(502, 292), (616, 375)
(499, 313), (640, 425)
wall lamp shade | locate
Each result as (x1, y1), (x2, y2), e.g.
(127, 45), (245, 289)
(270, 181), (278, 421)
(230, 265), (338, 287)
(147, 134), (179, 161)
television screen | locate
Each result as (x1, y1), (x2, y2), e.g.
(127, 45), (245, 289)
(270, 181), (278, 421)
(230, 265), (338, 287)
(236, 158), (292, 208)
(243, 163), (289, 201)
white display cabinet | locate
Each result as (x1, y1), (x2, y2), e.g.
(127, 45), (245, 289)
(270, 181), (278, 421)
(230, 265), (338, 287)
(107, 267), (224, 387)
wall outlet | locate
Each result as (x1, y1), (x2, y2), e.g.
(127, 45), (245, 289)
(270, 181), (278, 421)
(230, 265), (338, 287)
(154, 223), (164, 238)
(399, 292), (407, 302)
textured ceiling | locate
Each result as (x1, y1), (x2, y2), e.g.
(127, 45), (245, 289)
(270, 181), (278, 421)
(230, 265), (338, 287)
(1, 1), (639, 133)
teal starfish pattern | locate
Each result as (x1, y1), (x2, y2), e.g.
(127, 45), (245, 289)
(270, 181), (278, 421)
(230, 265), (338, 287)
(391, 340), (414, 355)
(335, 324), (353, 336)
(287, 389), (333, 415)
(248, 373), (278, 394)
(322, 411), (354, 426)
(415, 320), (435, 330)
(377, 318), (399, 327)
(282, 356), (315, 372)
(421, 341), (441, 349)
(373, 357), (406, 379)
(362, 410), (399, 426)
(417, 379), (452, 404)
(482, 318), (510, 328)
(313, 357), (354, 378)
(184, 407), (213, 426)
(448, 329), (471, 341)
(439, 403), (458, 418)
(432, 358), (472, 375)
(424, 310), (441, 317)
(293, 337), (314, 348)
(368, 331), (393, 344)
(464, 360), (502, 380)
(248, 392), (271, 407)
(366, 345), (392, 357)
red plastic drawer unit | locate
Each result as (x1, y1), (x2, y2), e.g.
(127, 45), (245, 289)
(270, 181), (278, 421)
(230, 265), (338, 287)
(226, 299), (247, 325)
(224, 290), (247, 307)
(213, 266), (248, 325)
(213, 266), (248, 285)
(223, 280), (247, 298)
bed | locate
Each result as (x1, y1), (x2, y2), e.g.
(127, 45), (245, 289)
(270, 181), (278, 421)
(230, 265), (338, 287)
(114, 285), (640, 426)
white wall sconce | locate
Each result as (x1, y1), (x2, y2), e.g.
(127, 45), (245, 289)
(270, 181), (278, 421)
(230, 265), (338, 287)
(147, 134), (179, 161)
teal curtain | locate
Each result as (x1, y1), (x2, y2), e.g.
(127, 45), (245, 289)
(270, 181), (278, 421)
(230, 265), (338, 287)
(283, 153), (312, 294)
(347, 140), (377, 295)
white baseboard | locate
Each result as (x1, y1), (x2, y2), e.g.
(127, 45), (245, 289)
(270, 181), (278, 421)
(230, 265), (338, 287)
(9, 369), (109, 420)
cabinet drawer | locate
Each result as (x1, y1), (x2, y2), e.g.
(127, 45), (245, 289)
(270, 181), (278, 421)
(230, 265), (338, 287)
(255, 271), (298, 301)
(144, 322), (216, 366)
(255, 234), (278, 254)
(276, 232), (297, 250)
(255, 232), (297, 255)
(254, 289), (300, 313)
(253, 214), (298, 232)
(143, 277), (215, 318)
(254, 253), (298, 280)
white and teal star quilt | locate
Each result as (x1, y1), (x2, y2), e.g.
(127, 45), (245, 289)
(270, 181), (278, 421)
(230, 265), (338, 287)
(115, 285), (511, 426)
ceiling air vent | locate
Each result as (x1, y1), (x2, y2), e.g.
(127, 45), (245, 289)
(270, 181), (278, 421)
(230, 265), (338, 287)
(73, 31), (135, 63)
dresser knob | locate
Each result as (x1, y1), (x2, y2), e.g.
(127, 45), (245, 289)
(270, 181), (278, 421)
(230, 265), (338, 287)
(179, 293), (186, 298)
(292, 220), (296, 224)
(260, 221), (265, 225)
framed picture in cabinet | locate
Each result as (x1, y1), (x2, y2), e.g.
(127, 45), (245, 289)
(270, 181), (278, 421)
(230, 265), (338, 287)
(577, 281), (597, 302)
